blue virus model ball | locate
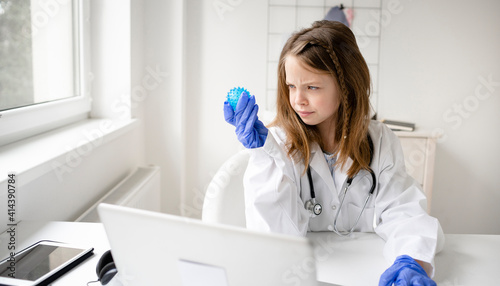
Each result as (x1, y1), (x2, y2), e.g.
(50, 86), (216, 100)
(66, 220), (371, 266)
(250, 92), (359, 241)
(227, 87), (251, 111)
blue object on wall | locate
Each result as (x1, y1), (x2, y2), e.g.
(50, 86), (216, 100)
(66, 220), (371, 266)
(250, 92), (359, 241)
(324, 6), (349, 27)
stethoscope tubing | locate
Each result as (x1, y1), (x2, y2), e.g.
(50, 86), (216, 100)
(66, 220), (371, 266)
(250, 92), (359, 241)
(331, 169), (376, 236)
(305, 134), (377, 235)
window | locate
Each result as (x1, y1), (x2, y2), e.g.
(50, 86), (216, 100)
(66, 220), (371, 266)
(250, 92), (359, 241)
(0, 0), (90, 146)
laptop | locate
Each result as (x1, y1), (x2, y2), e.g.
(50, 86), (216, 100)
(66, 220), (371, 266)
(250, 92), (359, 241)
(98, 203), (337, 286)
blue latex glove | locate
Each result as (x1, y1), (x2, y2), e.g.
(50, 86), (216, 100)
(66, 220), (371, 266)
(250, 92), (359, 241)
(223, 92), (268, 148)
(379, 255), (436, 286)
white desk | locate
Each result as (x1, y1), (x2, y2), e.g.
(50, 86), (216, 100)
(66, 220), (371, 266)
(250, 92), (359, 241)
(0, 221), (110, 285)
(1, 221), (499, 286)
(307, 232), (500, 286)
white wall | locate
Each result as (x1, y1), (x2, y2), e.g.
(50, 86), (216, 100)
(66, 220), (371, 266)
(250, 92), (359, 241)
(139, 0), (186, 215)
(180, 0), (268, 217)
(377, 0), (500, 234)
(6, 0), (496, 234)
(142, 0), (499, 234)
(18, 128), (144, 221)
(0, 0), (146, 228)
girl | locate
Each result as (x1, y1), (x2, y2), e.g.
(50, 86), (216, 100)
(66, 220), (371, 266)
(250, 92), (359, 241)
(224, 20), (443, 286)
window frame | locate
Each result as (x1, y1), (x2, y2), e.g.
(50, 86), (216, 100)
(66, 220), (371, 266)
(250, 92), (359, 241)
(0, 0), (91, 147)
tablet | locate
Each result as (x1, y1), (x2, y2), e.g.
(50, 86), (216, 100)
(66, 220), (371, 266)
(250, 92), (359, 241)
(0, 241), (94, 286)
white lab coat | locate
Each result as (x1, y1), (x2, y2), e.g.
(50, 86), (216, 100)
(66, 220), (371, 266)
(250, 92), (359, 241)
(243, 120), (444, 273)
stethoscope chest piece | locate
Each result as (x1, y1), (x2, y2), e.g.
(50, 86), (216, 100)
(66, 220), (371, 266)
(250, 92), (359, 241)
(305, 198), (322, 216)
(305, 167), (322, 217)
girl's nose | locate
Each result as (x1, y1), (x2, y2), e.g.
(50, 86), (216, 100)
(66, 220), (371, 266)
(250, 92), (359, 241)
(295, 89), (308, 106)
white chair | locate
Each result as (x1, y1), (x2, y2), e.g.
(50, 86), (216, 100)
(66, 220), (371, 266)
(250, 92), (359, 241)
(202, 149), (249, 227)
(201, 134), (437, 229)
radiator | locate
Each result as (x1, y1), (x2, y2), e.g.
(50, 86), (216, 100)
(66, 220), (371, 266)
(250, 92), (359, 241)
(75, 166), (161, 222)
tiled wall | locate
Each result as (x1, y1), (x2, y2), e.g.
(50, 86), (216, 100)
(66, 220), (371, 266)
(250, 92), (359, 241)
(266, 0), (382, 114)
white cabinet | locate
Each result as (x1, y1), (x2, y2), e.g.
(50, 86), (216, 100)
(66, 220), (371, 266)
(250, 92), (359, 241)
(395, 131), (438, 213)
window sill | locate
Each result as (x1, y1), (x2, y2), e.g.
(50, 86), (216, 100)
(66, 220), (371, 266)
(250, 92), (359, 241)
(0, 118), (138, 186)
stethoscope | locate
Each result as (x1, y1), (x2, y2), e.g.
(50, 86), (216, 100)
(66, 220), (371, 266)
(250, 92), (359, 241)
(304, 135), (377, 236)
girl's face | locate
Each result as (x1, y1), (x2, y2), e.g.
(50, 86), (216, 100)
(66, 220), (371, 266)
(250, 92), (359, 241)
(285, 55), (341, 131)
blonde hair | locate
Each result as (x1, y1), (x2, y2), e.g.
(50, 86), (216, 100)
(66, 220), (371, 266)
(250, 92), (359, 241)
(271, 20), (372, 177)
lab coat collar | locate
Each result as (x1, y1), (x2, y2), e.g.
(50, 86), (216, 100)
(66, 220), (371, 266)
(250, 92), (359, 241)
(309, 143), (338, 195)
(309, 143), (353, 196)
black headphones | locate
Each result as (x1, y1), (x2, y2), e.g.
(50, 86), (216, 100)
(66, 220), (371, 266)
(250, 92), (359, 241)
(95, 250), (118, 285)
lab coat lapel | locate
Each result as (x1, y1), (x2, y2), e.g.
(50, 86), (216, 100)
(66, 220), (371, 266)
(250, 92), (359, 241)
(333, 155), (353, 195)
(309, 144), (338, 194)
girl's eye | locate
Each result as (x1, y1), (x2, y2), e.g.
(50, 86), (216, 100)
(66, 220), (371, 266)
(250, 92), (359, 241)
(308, 86), (318, 90)
(288, 84), (295, 89)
